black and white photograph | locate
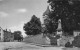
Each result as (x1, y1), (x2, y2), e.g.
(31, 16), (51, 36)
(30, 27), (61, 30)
(0, 0), (80, 50)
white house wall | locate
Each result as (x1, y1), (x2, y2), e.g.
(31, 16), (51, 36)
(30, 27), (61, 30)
(73, 31), (80, 37)
(0, 27), (4, 42)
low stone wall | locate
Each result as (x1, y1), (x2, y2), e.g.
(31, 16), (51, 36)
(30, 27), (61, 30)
(57, 36), (74, 46)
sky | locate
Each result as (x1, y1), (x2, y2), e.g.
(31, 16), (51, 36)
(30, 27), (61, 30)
(0, 0), (48, 37)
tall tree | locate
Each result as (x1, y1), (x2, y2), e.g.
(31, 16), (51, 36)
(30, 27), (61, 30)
(43, 0), (80, 35)
(23, 15), (41, 35)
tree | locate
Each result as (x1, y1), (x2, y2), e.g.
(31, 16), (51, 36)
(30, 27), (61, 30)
(23, 15), (42, 35)
(14, 31), (23, 41)
(43, 0), (80, 35)
(43, 6), (58, 34)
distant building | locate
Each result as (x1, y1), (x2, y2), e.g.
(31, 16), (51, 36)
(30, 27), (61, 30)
(43, 6), (51, 16)
(0, 27), (4, 42)
(4, 29), (14, 42)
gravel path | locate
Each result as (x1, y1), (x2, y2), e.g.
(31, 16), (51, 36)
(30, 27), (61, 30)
(0, 42), (64, 50)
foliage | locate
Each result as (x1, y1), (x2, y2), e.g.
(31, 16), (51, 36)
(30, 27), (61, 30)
(23, 15), (41, 35)
(13, 31), (23, 40)
(72, 35), (80, 47)
(43, 0), (80, 34)
(65, 42), (73, 47)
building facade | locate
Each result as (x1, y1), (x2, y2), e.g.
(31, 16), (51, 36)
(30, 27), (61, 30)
(0, 27), (4, 42)
(4, 30), (14, 42)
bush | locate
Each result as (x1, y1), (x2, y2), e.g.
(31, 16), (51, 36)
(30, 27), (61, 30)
(72, 35), (80, 47)
(65, 42), (73, 47)
(49, 35), (57, 45)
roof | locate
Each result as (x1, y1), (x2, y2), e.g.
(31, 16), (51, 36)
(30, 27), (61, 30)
(43, 6), (51, 16)
(0, 27), (3, 30)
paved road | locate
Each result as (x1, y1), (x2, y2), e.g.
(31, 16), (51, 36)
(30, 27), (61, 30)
(0, 42), (64, 50)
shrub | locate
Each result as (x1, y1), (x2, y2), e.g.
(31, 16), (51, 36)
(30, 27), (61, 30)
(72, 35), (80, 47)
(65, 42), (73, 47)
(48, 35), (57, 45)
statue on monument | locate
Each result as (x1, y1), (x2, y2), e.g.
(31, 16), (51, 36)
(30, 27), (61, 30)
(56, 19), (62, 36)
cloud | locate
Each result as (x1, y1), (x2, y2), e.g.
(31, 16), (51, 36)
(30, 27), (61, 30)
(0, 12), (8, 17)
(0, 0), (3, 1)
(17, 8), (27, 13)
(9, 21), (27, 37)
